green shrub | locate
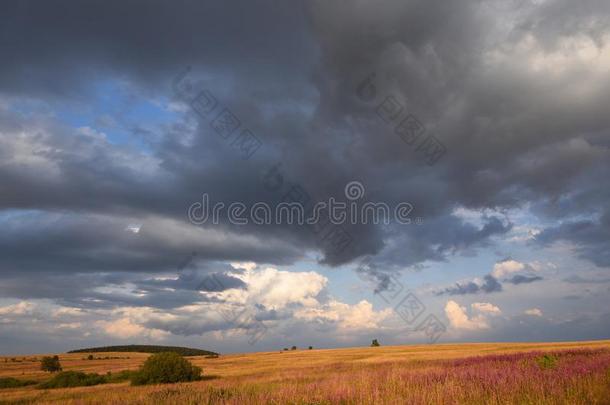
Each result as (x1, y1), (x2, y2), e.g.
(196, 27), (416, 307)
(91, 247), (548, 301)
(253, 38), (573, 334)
(291, 346), (297, 351)
(536, 354), (558, 369)
(371, 339), (380, 347)
(38, 371), (107, 389)
(40, 355), (62, 372)
(0, 377), (37, 389)
(130, 352), (202, 386)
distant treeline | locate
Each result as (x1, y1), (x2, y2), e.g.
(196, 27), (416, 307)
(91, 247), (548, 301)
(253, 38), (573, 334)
(68, 345), (218, 357)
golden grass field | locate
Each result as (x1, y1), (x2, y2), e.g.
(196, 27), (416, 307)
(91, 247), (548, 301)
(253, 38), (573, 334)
(2, 340), (610, 404)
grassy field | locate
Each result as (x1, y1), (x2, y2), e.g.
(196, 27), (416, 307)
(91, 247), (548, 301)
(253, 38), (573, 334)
(1, 340), (610, 404)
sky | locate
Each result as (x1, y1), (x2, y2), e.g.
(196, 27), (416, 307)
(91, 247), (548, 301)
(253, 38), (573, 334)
(0, 0), (609, 355)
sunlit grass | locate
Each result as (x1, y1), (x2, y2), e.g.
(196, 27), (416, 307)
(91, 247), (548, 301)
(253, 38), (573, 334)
(1, 340), (609, 404)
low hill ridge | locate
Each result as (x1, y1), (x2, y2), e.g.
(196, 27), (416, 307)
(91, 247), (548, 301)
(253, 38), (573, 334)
(67, 345), (218, 356)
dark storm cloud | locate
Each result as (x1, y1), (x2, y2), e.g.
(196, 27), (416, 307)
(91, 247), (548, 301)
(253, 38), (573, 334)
(506, 274), (543, 285)
(0, 211), (300, 276)
(563, 275), (610, 284)
(305, 0), (610, 267)
(0, 264), (248, 310)
(0, 0), (609, 304)
(139, 270), (246, 293)
(0, 0), (314, 98)
(437, 275), (502, 296)
(438, 280), (481, 296)
(535, 212), (610, 267)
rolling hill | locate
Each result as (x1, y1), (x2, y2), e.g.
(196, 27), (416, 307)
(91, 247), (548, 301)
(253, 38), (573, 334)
(67, 345), (218, 357)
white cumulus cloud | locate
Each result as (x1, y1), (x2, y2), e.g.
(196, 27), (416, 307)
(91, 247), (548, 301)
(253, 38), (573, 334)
(0, 301), (36, 316)
(492, 260), (526, 278)
(445, 300), (502, 331)
(471, 302), (502, 315)
(295, 300), (392, 330)
(524, 308), (543, 317)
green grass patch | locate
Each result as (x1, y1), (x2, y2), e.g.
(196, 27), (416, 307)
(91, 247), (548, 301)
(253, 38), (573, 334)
(0, 377), (37, 389)
(536, 354), (558, 370)
(36, 369), (140, 389)
(105, 370), (138, 383)
(37, 371), (108, 389)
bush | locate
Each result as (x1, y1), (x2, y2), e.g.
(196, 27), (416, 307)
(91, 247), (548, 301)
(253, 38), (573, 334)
(371, 339), (380, 347)
(536, 354), (558, 369)
(291, 346), (297, 351)
(38, 371), (107, 389)
(308, 346), (313, 350)
(87, 355), (94, 360)
(40, 356), (62, 372)
(0, 377), (37, 389)
(131, 352), (202, 385)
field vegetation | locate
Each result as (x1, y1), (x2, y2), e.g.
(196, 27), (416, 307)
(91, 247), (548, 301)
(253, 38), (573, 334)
(1, 340), (609, 404)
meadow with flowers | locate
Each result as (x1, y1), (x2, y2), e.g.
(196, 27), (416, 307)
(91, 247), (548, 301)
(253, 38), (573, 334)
(1, 340), (609, 404)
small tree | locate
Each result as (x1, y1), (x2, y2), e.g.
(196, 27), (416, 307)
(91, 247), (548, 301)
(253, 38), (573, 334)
(291, 346), (297, 351)
(308, 346), (313, 350)
(371, 339), (380, 347)
(41, 355), (62, 372)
